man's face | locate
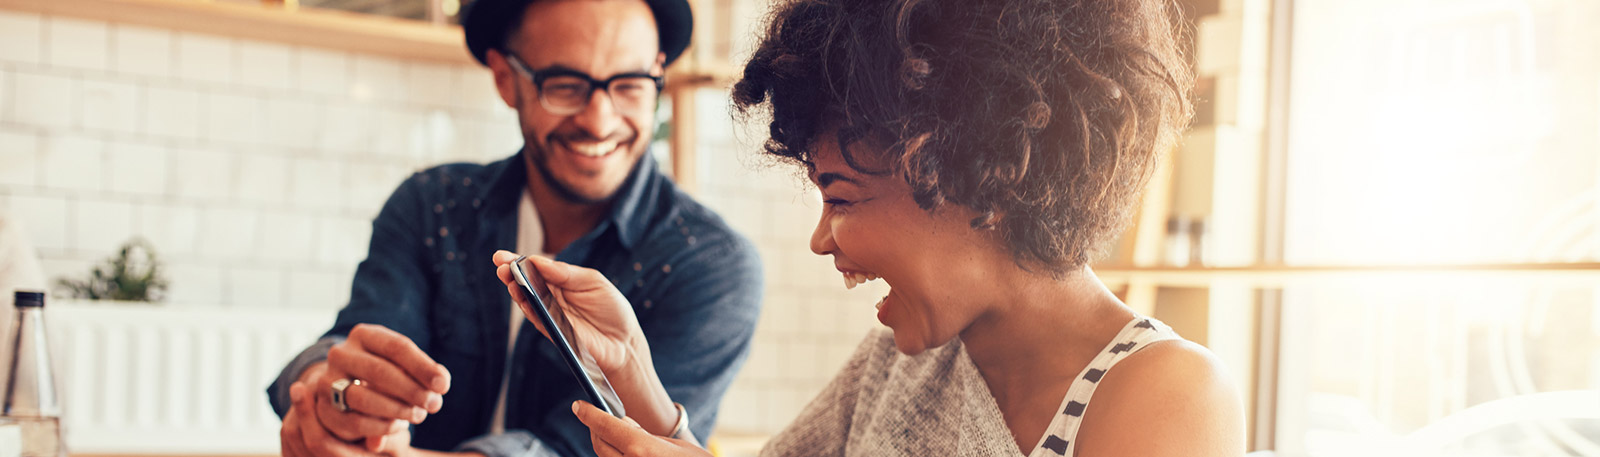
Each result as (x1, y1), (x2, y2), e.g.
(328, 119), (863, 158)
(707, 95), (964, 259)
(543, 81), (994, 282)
(490, 0), (663, 204)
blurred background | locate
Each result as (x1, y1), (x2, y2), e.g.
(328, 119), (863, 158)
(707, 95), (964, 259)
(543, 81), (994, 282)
(0, 0), (1596, 455)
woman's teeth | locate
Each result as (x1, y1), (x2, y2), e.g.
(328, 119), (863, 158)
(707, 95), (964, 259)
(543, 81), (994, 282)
(875, 295), (886, 310)
(567, 141), (618, 157)
(842, 272), (878, 289)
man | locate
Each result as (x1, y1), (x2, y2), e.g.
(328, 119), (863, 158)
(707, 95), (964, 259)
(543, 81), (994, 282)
(268, 0), (763, 455)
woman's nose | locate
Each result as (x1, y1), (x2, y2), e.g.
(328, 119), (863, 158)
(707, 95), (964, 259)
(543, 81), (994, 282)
(810, 212), (836, 256)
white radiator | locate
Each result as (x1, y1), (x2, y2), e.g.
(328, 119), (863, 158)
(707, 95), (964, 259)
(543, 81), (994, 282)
(39, 301), (332, 454)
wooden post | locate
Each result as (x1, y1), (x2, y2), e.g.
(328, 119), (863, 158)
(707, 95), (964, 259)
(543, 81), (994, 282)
(670, 87), (699, 194)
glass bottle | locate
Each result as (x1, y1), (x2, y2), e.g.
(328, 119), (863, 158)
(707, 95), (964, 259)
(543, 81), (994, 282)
(1, 291), (63, 457)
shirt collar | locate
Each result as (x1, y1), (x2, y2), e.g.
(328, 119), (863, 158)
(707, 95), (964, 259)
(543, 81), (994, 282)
(479, 148), (663, 252)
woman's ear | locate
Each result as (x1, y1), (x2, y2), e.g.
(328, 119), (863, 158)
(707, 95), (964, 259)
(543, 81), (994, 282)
(654, 52), (667, 75)
(486, 49), (520, 108)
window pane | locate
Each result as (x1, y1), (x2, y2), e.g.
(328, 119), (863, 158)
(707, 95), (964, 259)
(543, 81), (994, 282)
(1280, 0), (1600, 455)
(1276, 279), (1600, 456)
(1284, 0), (1600, 265)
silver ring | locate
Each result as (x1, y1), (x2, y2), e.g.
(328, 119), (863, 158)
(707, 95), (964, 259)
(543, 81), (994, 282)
(330, 378), (362, 412)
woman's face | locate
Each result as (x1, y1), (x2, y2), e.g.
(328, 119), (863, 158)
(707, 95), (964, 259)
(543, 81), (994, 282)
(807, 138), (1013, 355)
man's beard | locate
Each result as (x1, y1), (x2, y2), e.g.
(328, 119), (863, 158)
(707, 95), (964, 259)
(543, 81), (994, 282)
(526, 139), (615, 205)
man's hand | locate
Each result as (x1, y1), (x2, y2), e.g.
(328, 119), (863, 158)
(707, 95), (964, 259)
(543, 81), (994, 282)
(282, 380), (390, 457)
(281, 324), (452, 454)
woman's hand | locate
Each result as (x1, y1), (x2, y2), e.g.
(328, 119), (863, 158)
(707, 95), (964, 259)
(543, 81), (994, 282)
(492, 250), (646, 374)
(573, 401), (710, 457)
(492, 250), (680, 435)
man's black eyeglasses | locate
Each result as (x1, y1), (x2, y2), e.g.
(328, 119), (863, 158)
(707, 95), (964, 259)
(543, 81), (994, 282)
(503, 51), (665, 115)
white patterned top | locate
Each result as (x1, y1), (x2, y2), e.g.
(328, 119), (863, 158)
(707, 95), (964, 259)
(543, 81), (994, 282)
(760, 316), (1180, 457)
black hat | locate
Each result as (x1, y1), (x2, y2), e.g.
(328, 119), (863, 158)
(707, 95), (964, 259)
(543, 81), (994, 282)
(462, 0), (694, 68)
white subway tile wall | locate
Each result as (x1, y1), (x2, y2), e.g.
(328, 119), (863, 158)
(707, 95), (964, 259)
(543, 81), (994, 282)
(110, 24), (173, 79)
(0, 11), (882, 439)
(0, 69), (11, 123)
(0, 11), (43, 65)
(0, 129), (39, 187)
(108, 141), (168, 195)
(11, 70), (75, 130)
(79, 78), (141, 134)
(45, 17), (109, 71)
(1, 13), (513, 313)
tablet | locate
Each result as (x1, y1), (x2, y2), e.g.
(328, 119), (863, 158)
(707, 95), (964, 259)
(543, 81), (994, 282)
(509, 255), (627, 418)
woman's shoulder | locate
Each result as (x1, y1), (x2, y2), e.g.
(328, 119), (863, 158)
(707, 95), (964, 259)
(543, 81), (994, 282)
(1112, 338), (1236, 392)
(1072, 336), (1246, 456)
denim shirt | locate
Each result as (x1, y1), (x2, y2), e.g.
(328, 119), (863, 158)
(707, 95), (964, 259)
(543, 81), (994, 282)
(267, 151), (763, 456)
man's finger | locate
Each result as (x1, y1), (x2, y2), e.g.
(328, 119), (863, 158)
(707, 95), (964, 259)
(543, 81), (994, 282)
(345, 324), (451, 394)
(292, 383), (371, 457)
(282, 399), (312, 457)
(341, 379), (429, 424)
(299, 398), (379, 457)
(327, 344), (441, 413)
(364, 435), (386, 453)
(313, 391), (408, 441)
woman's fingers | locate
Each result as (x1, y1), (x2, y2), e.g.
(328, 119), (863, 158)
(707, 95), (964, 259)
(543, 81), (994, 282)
(591, 430), (625, 457)
(492, 250), (520, 266)
(525, 255), (602, 290)
(573, 400), (643, 435)
(575, 401), (646, 457)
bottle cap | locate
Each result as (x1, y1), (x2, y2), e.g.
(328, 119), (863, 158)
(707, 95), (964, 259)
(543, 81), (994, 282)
(13, 290), (44, 308)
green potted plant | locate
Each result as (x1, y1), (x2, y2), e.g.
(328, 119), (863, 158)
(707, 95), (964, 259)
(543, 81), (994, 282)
(56, 238), (169, 303)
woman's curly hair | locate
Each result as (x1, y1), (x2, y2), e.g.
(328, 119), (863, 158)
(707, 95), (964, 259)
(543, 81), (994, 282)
(733, 0), (1194, 274)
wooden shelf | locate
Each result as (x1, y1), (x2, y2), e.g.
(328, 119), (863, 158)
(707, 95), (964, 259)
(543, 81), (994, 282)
(2, 0), (748, 82)
(1093, 262), (1600, 287)
(666, 61), (741, 89)
(0, 0), (473, 64)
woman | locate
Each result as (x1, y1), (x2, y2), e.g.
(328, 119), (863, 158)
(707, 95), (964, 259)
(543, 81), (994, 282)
(494, 0), (1244, 454)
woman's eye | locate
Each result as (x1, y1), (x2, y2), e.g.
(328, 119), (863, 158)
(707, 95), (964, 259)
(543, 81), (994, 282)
(823, 198), (852, 206)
